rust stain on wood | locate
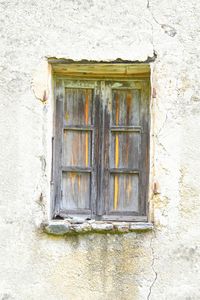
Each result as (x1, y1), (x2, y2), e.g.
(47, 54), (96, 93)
(114, 92), (119, 210)
(114, 176), (119, 210)
(115, 135), (119, 168)
(78, 174), (81, 192)
(85, 90), (89, 167)
(114, 134), (119, 209)
(126, 91), (131, 165)
(127, 176), (132, 202)
(126, 91), (131, 125)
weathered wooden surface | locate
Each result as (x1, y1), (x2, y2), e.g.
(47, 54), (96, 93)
(112, 89), (140, 126)
(100, 81), (150, 218)
(62, 172), (90, 209)
(51, 63), (150, 78)
(63, 88), (93, 126)
(106, 86), (142, 214)
(110, 132), (140, 169)
(63, 130), (92, 167)
(61, 87), (94, 212)
(53, 78), (150, 220)
(110, 174), (139, 211)
(53, 79), (64, 215)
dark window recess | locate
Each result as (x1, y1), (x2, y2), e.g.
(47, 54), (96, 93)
(53, 79), (150, 222)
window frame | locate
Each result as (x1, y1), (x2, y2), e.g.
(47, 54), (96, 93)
(51, 64), (150, 223)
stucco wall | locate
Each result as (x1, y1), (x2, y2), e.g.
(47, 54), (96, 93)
(0, 0), (200, 299)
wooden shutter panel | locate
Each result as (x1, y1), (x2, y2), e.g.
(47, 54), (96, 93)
(53, 78), (149, 221)
(53, 79), (100, 219)
(61, 87), (93, 212)
(53, 79), (64, 215)
(102, 80), (150, 219)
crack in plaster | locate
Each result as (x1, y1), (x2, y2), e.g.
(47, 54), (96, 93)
(154, 112), (170, 155)
(156, 112), (168, 138)
(147, 230), (158, 300)
(147, 0), (177, 37)
(144, 18), (156, 56)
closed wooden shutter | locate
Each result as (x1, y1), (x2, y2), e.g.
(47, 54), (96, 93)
(101, 81), (150, 221)
(53, 79), (150, 221)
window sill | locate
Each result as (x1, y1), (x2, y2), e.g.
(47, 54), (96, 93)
(42, 220), (153, 236)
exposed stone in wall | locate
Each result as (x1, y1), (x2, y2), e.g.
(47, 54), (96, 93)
(43, 221), (153, 235)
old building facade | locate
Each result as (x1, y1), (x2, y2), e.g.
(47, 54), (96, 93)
(0, 0), (200, 299)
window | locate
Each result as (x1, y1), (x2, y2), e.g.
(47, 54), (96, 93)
(52, 64), (150, 222)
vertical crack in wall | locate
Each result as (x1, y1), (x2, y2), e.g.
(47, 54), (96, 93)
(144, 18), (156, 56)
(147, 231), (158, 300)
(147, 0), (177, 37)
(147, 0), (161, 26)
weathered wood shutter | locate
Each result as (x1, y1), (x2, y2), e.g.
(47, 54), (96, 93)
(101, 81), (150, 221)
(53, 78), (149, 221)
(54, 80), (100, 218)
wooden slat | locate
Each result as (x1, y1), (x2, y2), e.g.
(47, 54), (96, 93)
(51, 63), (150, 77)
(64, 79), (96, 89)
(62, 166), (92, 173)
(50, 136), (54, 184)
(57, 73), (150, 79)
(102, 215), (148, 222)
(101, 82), (111, 216)
(91, 84), (101, 217)
(96, 81), (105, 216)
(109, 168), (139, 174)
(58, 209), (92, 219)
(110, 126), (141, 132)
(64, 125), (94, 131)
(138, 81), (150, 216)
(53, 79), (64, 215)
(110, 81), (143, 89)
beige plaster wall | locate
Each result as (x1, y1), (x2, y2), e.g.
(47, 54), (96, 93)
(0, 0), (200, 299)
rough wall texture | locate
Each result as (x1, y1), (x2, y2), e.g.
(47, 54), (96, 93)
(0, 0), (200, 299)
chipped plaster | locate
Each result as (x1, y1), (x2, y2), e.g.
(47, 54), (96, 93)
(0, 0), (200, 299)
